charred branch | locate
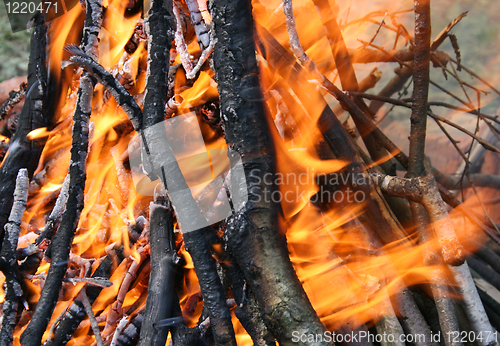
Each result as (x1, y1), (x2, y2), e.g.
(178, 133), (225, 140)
(212, 0), (330, 344)
(140, 0), (237, 344)
(182, 228), (236, 346)
(0, 169), (28, 346)
(138, 198), (177, 346)
(44, 253), (114, 346)
(20, 1), (103, 344)
(66, 47), (143, 131)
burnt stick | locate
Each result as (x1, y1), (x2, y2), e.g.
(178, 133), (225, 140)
(20, 1), (104, 344)
(138, 198), (177, 346)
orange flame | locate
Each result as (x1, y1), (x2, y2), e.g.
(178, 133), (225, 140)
(6, 0), (494, 345)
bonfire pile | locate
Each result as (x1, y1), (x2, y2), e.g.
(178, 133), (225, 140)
(0, 0), (500, 345)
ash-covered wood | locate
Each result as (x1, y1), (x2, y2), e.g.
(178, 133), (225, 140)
(0, 82), (27, 122)
(0, 169), (28, 346)
(35, 174), (70, 246)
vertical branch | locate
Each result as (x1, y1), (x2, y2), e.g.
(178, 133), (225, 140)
(408, 0), (431, 178)
(138, 197), (176, 346)
(20, 1), (103, 345)
(142, 0), (173, 129)
(211, 0), (331, 344)
(409, 6), (495, 343)
(0, 169), (29, 346)
(142, 1), (236, 345)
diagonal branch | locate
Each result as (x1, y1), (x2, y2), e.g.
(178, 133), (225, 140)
(20, 1), (103, 344)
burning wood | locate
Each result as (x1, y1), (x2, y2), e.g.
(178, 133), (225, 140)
(0, 0), (500, 345)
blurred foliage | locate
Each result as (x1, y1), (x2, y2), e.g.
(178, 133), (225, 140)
(0, 1), (30, 82)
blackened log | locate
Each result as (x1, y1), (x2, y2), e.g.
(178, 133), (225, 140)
(138, 198), (176, 346)
(43, 254), (114, 346)
(182, 230), (236, 346)
(140, 0), (236, 344)
(0, 15), (48, 243)
(210, 1), (330, 344)
(20, 2), (103, 345)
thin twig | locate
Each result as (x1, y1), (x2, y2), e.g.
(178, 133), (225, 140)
(428, 111), (500, 154)
(80, 288), (105, 346)
(430, 11), (467, 51)
(450, 57), (500, 96)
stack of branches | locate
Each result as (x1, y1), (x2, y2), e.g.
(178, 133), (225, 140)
(0, 0), (500, 345)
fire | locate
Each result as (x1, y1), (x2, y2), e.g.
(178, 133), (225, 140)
(3, 0), (495, 345)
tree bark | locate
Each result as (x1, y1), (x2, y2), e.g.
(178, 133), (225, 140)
(211, 0), (330, 344)
(138, 199), (176, 346)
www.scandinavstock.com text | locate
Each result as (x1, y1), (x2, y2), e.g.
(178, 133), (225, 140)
(291, 330), (499, 344)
